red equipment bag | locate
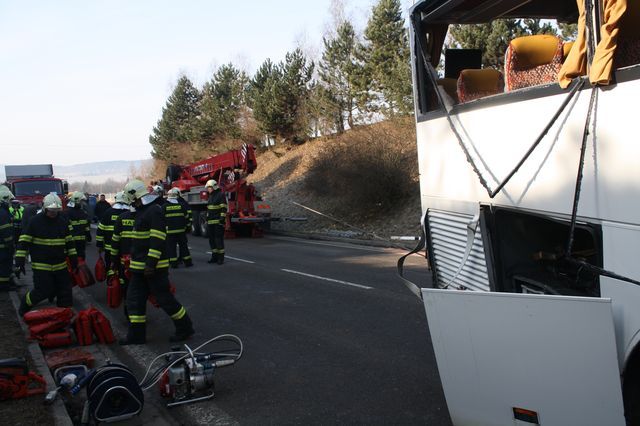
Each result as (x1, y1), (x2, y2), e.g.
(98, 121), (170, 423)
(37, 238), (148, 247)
(88, 308), (115, 344)
(29, 319), (71, 339)
(45, 348), (95, 370)
(38, 331), (74, 349)
(74, 259), (96, 288)
(0, 359), (47, 400)
(95, 255), (107, 282)
(23, 307), (73, 325)
(106, 273), (122, 309)
(122, 255), (132, 280)
(74, 310), (94, 346)
(148, 282), (176, 308)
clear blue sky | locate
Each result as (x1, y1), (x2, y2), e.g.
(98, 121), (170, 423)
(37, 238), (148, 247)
(0, 0), (414, 166)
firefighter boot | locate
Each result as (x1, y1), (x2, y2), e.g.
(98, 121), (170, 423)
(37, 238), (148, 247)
(170, 314), (194, 343)
(118, 323), (146, 346)
(184, 259), (193, 268)
(207, 253), (218, 264)
(217, 254), (224, 265)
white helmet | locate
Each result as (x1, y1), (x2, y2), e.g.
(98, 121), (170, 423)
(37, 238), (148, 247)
(124, 179), (156, 205)
(205, 179), (218, 189)
(67, 191), (86, 208)
(167, 188), (181, 199)
(0, 185), (14, 203)
(114, 191), (129, 205)
(43, 192), (63, 210)
(153, 184), (164, 195)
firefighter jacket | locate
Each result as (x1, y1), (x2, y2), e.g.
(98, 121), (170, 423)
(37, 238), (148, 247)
(130, 199), (169, 272)
(9, 205), (24, 231)
(66, 206), (91, 244)
(206, 190), (227, 226)
(15, 212), (77, 271)
(111, 210), (136, 258)
(96, 207), (125, 253)
(163, 200), (189, 234)
(0, 205), (14, 253)
(177, 197), (192, 229)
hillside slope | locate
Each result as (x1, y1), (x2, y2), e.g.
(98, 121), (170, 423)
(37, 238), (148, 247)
(250, 135), (423, 242)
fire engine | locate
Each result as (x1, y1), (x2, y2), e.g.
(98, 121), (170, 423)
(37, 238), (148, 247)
(3, 164), (68, 210)
(165, 144), (272, 238)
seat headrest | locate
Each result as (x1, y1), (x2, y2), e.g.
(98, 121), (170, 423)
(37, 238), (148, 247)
(458, 69), (503, 92)
(509, 35), (562, 68)
(563, 41), (574, 60)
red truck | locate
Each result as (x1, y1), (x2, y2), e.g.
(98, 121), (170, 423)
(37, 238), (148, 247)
(165, 144), (273, 238)
(3, 164), (68, 212)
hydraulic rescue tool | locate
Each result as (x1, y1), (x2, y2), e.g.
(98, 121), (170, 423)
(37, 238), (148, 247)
(0, 358), (46, 400)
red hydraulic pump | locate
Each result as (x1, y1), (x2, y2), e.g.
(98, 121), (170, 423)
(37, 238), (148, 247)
(164, 144), (272, 238)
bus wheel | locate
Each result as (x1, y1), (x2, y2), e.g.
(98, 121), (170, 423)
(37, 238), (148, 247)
(624, 353), (640, 425)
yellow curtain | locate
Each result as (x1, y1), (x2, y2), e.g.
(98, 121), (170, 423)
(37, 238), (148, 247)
(558, 0), (588, 88)
(590, 0), (627, 85)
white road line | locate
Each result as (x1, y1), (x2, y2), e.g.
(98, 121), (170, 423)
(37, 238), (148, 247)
(269, 235), (386, 253)
(226, 256), (255, 264)
(281, 268), (373, 290)
(203, 251), (255, 264)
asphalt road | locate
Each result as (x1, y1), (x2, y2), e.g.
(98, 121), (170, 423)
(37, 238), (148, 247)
(81, 233), (451, 425)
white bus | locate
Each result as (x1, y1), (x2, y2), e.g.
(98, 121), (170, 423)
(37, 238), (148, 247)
(406, 0), (640, 424)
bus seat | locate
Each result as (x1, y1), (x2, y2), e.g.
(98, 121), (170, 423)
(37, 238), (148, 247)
(457, 69), (504, 103)
(504, 34), (563, 91)
(437, 78), (459, 104)
(615, 2), (640, 69)
(563, 41), (574, 62)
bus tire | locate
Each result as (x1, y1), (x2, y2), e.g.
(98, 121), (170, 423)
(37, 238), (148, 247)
(624, 348), (640, 425)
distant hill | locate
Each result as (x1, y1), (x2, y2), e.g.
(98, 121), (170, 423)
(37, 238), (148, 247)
(0, 160), (153, 184)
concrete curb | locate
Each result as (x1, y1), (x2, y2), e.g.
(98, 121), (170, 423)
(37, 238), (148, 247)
(9, 291), (73, 426)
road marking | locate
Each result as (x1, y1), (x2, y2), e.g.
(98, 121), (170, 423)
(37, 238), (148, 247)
(204, 252), (255, 264)
(281, 269), (373, 290)
(268, 235), (389, 253)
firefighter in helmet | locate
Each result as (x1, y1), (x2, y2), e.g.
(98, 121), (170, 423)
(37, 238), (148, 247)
(16, 193), (78, 314)
(96, 193), (129, 278)
(0, 186), (16, 291)
(9, 198), (24, 244)
(65, 191), (91, 260)
(110, 191), (135, 322)
(206, 179), (227, 265)
(120, 179), (194, 345)
(164, 188), (193, 268)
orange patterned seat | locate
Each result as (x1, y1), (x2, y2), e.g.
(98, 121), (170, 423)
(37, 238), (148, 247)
(505, 35), (563, 91)
(457, 69), (504, 103)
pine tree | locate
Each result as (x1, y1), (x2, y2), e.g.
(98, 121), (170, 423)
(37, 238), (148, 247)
(149, 75), (201, 160)
(248, 59), (283, 139)
(318, 21), (362, 131)
(361, 0), (412, 116)
(198, 64), (248, 146)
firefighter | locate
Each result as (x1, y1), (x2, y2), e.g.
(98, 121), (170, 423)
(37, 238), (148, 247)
(96, 193), (129, 275)
(175, 188), (193, 264)
(0, 186), (16, 291)
(164, 188), (193, 268)
(119, 179), (194, 345)
(16, 193), (78, 314)
(206, 179), (227, 265)
(65, 191), (91, 260)
(110, 192), (135, 321)
(9, 199), (24, 244)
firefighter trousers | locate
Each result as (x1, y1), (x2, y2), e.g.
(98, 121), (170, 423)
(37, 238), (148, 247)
(75, 241), (86, 260)
(25, 269), (72, 308)
(0, 248), (12, 288)
(207, 224), (225, 261)
(126, 270), (185, 325)
(167, 233), (191, 264)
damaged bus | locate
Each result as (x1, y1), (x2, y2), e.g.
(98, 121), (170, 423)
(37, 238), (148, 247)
(406, 0), (640, 424)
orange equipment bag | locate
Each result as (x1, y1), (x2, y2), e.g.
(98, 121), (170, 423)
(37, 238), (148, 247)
(88, 308), (115, 344)
(106, 273), (122, 309)
(95, 255), (107, 282)
(23, 307), (73, 326)
(28, 319), (71, 340)
(75, 259), (96, 288)
(74, 310), (94, 346)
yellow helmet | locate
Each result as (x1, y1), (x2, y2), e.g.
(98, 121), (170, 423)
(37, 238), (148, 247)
(43, 192), (63, 210)
(0, 185), (14, 203)
(205, 179), (218, 189)
(124, 180), (148, 203)
(69, 191), (86, 203)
